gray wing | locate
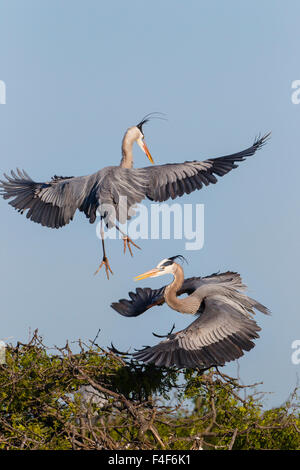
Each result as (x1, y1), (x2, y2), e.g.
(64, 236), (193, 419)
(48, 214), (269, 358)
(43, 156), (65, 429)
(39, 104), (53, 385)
(0, 170), (96, 228)
(1, 133), (269, 228)
(110, 272), (245, 317)
(111, 286), (167, 317)
(133, 298), (263, 369)
(141, 133), (270, 202)
(0, 167), (147, 229)
(111, 276), (208, 317)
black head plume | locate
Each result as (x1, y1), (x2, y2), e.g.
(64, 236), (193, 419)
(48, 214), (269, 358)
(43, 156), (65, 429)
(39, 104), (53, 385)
(161, 255), (188, 267)
(136, 112), (167, 135)
(136, 117), (150, 135)
(169, 255), (188, 265)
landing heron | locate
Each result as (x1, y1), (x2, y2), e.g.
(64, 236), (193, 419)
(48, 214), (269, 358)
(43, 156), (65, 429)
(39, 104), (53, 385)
(0, 115), (270, 278)
(111, 256), (270, 369)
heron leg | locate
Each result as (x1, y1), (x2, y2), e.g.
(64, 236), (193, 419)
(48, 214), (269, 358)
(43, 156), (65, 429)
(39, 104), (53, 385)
(94, 221), (113, 279)
(114, 224), (141, 257)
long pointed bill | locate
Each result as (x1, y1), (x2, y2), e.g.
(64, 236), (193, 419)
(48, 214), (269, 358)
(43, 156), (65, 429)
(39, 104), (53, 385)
(134, 268), (161, 281)
(143, 141), (154, 164)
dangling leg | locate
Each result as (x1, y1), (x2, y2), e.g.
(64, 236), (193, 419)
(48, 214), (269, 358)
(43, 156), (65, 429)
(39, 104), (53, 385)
(94, 220), (113, 279)
(114, 224), (141, 257)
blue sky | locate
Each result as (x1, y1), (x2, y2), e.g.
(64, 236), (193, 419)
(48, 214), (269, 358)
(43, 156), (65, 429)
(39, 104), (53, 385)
(0, 0), (299, 408)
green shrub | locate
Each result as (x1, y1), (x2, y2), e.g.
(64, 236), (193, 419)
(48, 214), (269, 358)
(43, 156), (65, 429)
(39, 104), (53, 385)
(0, 331), (299, 450)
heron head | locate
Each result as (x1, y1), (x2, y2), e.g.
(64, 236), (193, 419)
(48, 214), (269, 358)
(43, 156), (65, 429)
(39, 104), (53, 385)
(134, 255), (187, 281)
(135, 117), (154, 164)
(135, 112), (166, 164)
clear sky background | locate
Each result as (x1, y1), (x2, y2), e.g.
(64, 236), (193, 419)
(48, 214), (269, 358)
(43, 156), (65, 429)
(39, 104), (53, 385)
(0, 0), (299, 408)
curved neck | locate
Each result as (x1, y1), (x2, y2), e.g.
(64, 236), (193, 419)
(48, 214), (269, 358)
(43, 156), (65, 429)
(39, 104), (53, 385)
(120, 132), (135, 169)
(164, 264), (200, 315)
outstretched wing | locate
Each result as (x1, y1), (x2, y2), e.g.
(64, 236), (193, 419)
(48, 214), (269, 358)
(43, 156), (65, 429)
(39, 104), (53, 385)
(111, 286), (166, 317)
(141, 133), (270, 202)
(110, 272), (245, 317)
(1, 133), (270, 229)
(111, 276), (205, 317)
(0, 167), (147, 229)
(133, 298), (263, 369)
(0, 169), (104, 228)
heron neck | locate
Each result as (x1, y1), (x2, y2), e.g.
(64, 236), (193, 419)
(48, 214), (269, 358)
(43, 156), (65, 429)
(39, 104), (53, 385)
(164, 265), (198, 315)
(165, 266), (185, 311)
(120, 134), (134, 169)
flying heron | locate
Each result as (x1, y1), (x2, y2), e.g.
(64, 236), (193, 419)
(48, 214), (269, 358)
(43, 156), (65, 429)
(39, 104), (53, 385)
(111, 256), (270, 369)
(0, 114), (270, 278)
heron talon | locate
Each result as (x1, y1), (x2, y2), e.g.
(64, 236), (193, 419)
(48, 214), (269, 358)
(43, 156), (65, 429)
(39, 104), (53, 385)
(122, 236), (140, 257)
(94, 256), (113, 279)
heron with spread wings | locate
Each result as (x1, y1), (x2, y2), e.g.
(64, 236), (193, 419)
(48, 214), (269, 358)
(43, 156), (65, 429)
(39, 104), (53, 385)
(0, 114), (270, 278)
(111, 256), (270, 369)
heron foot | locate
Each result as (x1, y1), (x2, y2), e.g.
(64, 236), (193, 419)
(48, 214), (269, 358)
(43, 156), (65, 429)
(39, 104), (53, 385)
(122, 236), (141, 257)
(94, 256), (114, 279)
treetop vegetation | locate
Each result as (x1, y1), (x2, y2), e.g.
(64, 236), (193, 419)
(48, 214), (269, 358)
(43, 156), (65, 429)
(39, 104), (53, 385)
(0, 331), (299, 450)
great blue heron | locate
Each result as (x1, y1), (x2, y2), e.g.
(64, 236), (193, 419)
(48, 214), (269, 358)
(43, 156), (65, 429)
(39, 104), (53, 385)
(0, 115), (270, 278)
(111, 256), (270, 369)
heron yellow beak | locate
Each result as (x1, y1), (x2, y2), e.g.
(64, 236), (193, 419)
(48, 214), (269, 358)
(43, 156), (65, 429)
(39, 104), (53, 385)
(143, 141), (154, 164)
(134, 268), (160, 281)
